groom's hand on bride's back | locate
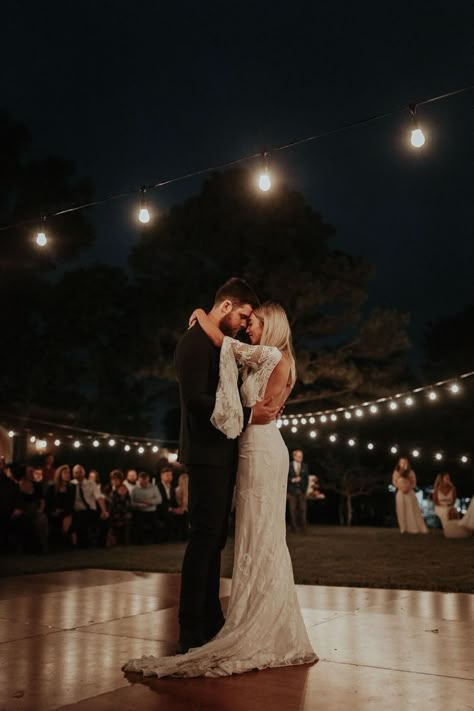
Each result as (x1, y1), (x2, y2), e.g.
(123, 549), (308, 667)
(251, 398), (281, 425)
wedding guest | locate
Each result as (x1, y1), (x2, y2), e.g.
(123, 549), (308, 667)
(392, 457), (428, 534)
(124, 468), (138, 494)
(287, 449), (309, 533)
(158, 466), (188, 541)
(32, 467), (47, 495)
(72, 464), (109, 547)
(45, 464), (76, 547)
(0, 463), (22, 550)
(17, 466), (49, 553)
(107, 471), (132, 546)
(42, 453), (56, 484)
(130, 471), (162, 543)
(432, 472), (457, 528)
(458, 497), (474, 531)
(175, 472), (189, 511)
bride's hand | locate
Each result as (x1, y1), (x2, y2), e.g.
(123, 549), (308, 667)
(189, 308), (206, 328)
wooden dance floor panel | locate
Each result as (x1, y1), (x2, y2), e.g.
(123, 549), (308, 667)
(0, 569), (472, 710)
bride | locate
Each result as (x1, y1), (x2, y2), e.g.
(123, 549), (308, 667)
(123, 301), (317, 677)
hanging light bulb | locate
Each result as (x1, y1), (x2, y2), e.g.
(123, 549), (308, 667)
(344, 411), (352, 420)
(138, 446), (145, 454)
(257, 152), (271, 192)
(329, 434), (337, 443)
(348, 438), (356, 447)
(138, 187), (151, 224)
(8, 430), (16, 438)
(93, 440), (100, 448)
(301, 418), (307, 425)
(108, 439), (116, 447)
(309, 431), (317, 438)
(389, 401), (398, 411)
(330, 414), (338, 422)
(320, 415), (327, 423)
(428, 391), (437, 401)
(409, 104), (426, 148)
(309, 417), (316, 424)
(291, 426), (298, 433)
(390, 446), (398, 454)
(152, 445), (159, 453)
(367, 442), (374, 450)
(124, 444), (131, 452)
(54, 439), (61, 446)
(73, 440), (81, 449)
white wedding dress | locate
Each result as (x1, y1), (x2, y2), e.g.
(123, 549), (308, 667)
(123, 337), (317, 677)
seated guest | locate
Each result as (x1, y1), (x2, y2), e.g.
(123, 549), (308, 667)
(42, 453), (56, 484)
(131, 471), (162, 543)
(17, 466), (49, 553)
(32, 467), (47, 496)
(107, 470), (132, 546)
(45, 464), (76, 547)
(124, 468), (138, 494)
(0, 463), (22, 551)
(158, 466), (188, 541)
(71, 464), (109, 547)
(459, 497), (474, 531)
(444, 506), (472, 538)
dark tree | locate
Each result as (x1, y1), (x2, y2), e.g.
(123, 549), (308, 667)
(130, 167), (411, 407)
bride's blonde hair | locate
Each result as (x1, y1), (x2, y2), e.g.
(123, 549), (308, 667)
(252, 302), (297, 388)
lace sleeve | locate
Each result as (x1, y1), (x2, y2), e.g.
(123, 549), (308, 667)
(210, 337), (282, 439)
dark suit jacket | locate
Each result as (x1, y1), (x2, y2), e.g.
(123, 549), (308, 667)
(157, 481), (179, 509)
(175, 322), (250, 467)
(287, 461), (309, 495)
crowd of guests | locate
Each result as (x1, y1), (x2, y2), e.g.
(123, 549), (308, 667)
(392, 457), (474, 537)
(0, 454), (189, 554)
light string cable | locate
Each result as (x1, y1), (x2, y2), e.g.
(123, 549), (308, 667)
(1, 413), (178, 447)
(0, 83), (473, 234)
(282, 370), (474, 424)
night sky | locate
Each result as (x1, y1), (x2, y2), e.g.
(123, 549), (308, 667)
(3, 1), (473, 356)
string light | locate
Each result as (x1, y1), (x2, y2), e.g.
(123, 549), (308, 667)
(73, 440), (81, 448)
(320, 415), (327, 423)
(30, 436), (36, 443)
(54, 439), (61, 446)
(450, 383), (460, 394)
(291, 426), (298, 433)
(257, 152), (271, 192)
(330, 414), (338, 422)
(434, 452), (443, 461)
(355, 408), (364, 418)
(409, 104), (426, 148)
(301, 417), (307, 425)
(405, 397), (414, 407)
(344, 412), (352, 420)
(124, 444), (131, 452)
(389, 402), (398, 411)
(108, 439), (116, 447)
(138, 446), (145, 454)
(2, 84), (472, 241)
(369, 405), (378, 414)
(412, 449), (420, 458)
(367, 442), (374, 450)
(8, 430), (15, 438)
(35, 217), (48, 247)
(348, 438), (356, 447)
(138, 187), (151, 224)
(390, 446), (398, 454)
(92, 440), (100, 447)
(428, 391), (438, 400)
(329, 434), (337, 443)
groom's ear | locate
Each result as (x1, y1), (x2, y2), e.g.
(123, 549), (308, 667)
(220, 299), (233, 314)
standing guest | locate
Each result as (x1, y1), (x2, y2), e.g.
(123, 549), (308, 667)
(72, 464), (109, 547)
(287, 449), (309, 533)
(176, 472), (189, 512)
(17, 467), (49, 553)
(87, 469), (102, 495)
(124, 468), (138, 495)
(42, 453), (56, 484)
(392, 457), (428, 534)
(432, 472), (457, 528)
(107, 470), (132, 546)
(45, 464), (76, 547)
(158, 466), (188, 540)
(130, 471), (162, 543)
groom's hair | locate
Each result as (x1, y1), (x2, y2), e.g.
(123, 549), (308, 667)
(214, 277), (259, 309)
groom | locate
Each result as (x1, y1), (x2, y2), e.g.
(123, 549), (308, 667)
(175, 277), (279, 653)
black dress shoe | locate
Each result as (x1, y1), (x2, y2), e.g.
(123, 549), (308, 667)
(175, 635), (206, 655)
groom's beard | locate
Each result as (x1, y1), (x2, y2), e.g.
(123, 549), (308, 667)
(219, 313), (237, 337)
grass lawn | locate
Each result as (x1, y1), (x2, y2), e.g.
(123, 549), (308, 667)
(1, 526), (472, 593)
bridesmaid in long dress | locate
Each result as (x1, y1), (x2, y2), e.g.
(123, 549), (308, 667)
(392, 457), (428, 534)
(432, 472), (457, 528)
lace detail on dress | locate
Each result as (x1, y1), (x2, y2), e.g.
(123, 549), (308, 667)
(210, 337), (282, 439)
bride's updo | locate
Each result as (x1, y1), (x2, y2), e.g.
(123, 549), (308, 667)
(252, 302), (297, 388)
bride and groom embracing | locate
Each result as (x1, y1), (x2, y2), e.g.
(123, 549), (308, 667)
(123, 278), (317, 677)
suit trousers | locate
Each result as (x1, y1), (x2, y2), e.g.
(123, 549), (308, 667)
(179, 462), (236, 643)
(287, 492), (307, 531)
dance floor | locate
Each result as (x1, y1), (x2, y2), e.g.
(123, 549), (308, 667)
(0, 569), (472, 710)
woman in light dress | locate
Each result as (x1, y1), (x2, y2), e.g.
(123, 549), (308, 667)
(459, 497), (474, 531)
(392, 457), (428, 534)
(432, 472), (457, 528)
(123, 302), (317, 677)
